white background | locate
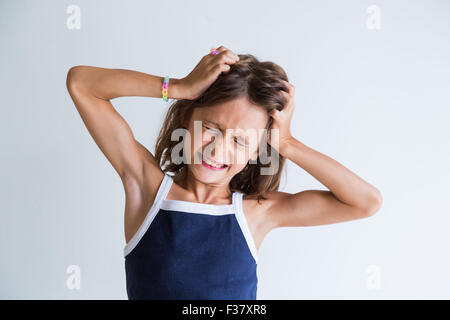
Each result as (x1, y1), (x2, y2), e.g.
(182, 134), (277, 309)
(1, 0), (449, 299)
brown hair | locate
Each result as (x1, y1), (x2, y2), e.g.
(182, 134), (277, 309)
(154, 54), (289, 203)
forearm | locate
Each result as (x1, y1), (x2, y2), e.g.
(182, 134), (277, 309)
(66, 65), (185, 100)
(280, 137), (382, 211)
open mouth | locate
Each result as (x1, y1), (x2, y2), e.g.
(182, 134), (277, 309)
(201, 156), (228, 170)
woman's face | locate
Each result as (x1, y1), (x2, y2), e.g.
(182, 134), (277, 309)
(183, 97), (269, 184)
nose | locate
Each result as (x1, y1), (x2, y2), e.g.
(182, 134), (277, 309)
(209, 133), (233, 165)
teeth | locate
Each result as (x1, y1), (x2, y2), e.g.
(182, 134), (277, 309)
(204, 158), (225, 168)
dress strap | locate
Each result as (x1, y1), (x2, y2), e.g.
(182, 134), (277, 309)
(158, 172), (174, 201)
(124, 172), (173, 257)
(233, 192), (258, 264)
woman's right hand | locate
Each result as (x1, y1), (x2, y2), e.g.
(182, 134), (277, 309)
(178, 46), (240, 100)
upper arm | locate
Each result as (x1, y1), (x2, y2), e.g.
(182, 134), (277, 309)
(66, 66), (161, 183)
(266, 189), (381, 228)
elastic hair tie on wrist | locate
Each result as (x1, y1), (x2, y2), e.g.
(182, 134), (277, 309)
(162, 76), (170, 102)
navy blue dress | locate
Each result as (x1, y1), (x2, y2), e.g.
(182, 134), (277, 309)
(124, 172), (259, 300)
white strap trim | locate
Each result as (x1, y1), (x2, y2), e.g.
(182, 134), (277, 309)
(233, 192), (258, 264)
(160, 199), (234, 215)
(123, 172), (173, 257)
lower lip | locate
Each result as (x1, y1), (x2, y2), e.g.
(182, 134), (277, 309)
(202, 159), (227, 171)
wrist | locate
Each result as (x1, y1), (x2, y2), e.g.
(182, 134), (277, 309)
(168, 78), (189, 100)
(278, 136), (297, 158)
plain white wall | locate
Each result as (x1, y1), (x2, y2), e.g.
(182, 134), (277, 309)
(1, 0), (449, 299)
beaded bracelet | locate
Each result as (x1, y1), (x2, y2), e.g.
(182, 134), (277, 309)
(162, 76), (170, 102)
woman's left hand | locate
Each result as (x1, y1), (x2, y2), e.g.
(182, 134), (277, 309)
(268, 80), (295, 154)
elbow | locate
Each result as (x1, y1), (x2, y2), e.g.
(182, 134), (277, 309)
(362, 189), (383, 217)
(66, 65), (87, 95)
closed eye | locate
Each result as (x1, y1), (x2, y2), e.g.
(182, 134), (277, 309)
(204, 125), (247, 147)
(204, 125), (219, 133)
(234, 137), (247, 147)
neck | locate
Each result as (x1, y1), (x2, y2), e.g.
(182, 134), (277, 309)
(174, 167), (233, 204)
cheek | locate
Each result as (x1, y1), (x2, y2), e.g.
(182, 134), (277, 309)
(182, 128), (199, 160)
(201, 131), (214, 144)
(186, 130), (215, 162)
(250, 144), (260, 160)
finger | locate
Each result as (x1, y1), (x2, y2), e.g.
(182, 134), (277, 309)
(280, 89), (292, 103)
(221, 64), (231, 73)
(208, 48), (240, 68)
(205, 46), (225, 62)
(269, 109), (280, 119)
(214, 45), (228, 54)
(213, 46), (239, 61)
(280, 90), (295, 111)
(211, 46), (228, 58)
(281, 79), (295, 96)
(224, 49), (239, 61)
(216, 50), (239, 63)
(210, 63), (231, 77)
(209, 53), (238, 71)
(289, 83), (295, 96)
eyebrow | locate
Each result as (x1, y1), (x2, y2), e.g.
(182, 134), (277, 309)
(203, 120), (222, 128)
(203, 120), (250, 143)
